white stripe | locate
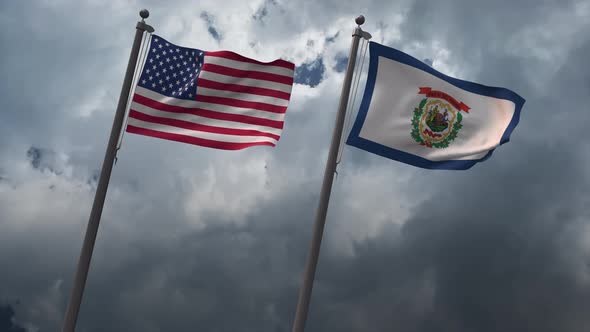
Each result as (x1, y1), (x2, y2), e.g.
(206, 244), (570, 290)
(135, 87), (286, 121)
(198, 71), (293, 94)
(130, 102), (283, 136)
(127, 118), (278, 144)
(196, 87), (290, 107)
(204, 55), (294, 77)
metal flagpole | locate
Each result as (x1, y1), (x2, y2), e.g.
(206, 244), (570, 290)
(61, 10), (154, 332)
(291, 15), (369, 332)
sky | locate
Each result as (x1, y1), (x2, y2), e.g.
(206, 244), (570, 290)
(1, 0), (590, 331)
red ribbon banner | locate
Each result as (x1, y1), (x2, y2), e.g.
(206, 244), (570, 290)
(418, 87), (470, 113)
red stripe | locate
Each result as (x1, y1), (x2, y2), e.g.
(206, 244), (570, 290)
(197, 78), (291, 100)
(126, 125), (275, 150)
(205, 51), (294, 70)
(202, 63), (294, 85)
(195, 95), (287, 114)
(133, 94), (284, 129)
(129, 110), (280, 140)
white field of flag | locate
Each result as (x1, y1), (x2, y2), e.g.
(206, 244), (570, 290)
(347, 41), (525, 170)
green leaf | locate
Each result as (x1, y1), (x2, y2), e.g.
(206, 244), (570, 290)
(419, 98), (428, 110)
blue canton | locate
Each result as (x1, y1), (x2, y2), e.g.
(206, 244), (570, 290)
(138, 35), (204, 100)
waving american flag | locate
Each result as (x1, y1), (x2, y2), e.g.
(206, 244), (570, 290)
(127, 35), (295, 150)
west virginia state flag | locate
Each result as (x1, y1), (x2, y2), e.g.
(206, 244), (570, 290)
(346, 42), (525, 170)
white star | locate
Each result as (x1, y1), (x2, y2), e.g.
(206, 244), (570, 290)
(165, 43), (169, 46)
(192, 63), (195, 67)
(176, 80), (180, 85)
(169, 83), (173, 88)
(173, 73), (177, 78)
(183, 77), (187, 82)
(149, 59), (154, 63)
(141, 79), (146, 84)
(165, 75), (170, 80)
(176, 63), (181, 68)
(163, 50), (167, 55)
(189, 93), (193, 97)
(151, 48), (157, 53)
(154, 38), (159, 42)
(148, 76), (153, 80)
(175, 48), (180, 53)
(152, 83), (156, 88)
(185, 51), (189, 55)
(162, 87), (167, 91)
(155, 72), (160, 77)
(190, 82), (194, 86)
(173, 56), (177, 60)
(180, 70), (184, 75)
(155, 54), (160, 59)
(199, 52), (203, 56)
(159, 61), (164, 66)
(152, 65), (156, 70)
(146, 69), (151, 74)
(162, 68), (167, 73)
(183, 61), (187, 66)
(179, 55), (184, 59)
(172, 91), (176, 95)
(158, 44), (163, 49)
(159, 79), (163, 84)
(166, 58), (171, 63)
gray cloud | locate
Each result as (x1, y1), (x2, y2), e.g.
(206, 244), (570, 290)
(0, 0), (589, 331)
(0, 305), (27, 332)
(253, 0), (279, 23)
(200, 11), (222, 42)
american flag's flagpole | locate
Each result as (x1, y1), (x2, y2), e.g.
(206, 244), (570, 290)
(291, 16), (369, 332)
(61, 10), (154, 332)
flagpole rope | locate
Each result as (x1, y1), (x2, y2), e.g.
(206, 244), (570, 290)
(347, 38), (369, 134)
(336, 37), (369, 167)
(115, 32), (152, 162)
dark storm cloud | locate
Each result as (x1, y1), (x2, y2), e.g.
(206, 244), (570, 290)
(200, 11), (222, 42)
(309, 1), (590, 331)
(325, 31), (340, 43)
(0, 305), (26, 332)
(6, 188), (320, 332)
(1, 0), (589, 332)
(253, 0), (278, 22)
(26, 147), (63, 175)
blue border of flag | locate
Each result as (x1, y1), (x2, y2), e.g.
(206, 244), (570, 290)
(346, 41), (526, 170)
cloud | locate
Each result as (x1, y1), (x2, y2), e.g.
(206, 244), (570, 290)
(200, 11), (222, 42)
(0, 0), (590, 331)
(0, 304), (27, 332)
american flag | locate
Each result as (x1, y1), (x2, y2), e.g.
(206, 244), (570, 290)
(126, 34), (295, 150)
